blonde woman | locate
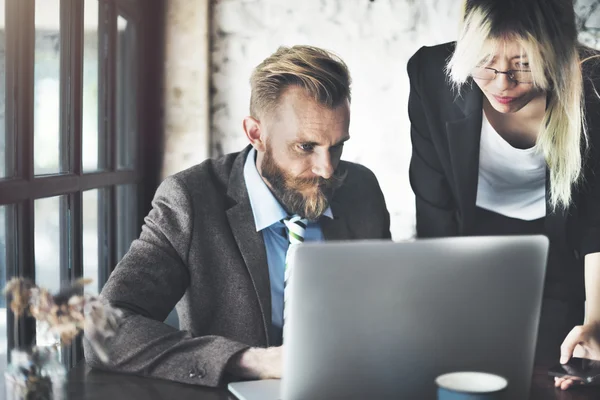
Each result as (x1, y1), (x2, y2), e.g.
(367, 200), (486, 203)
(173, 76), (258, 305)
(407, 0), (600, 390)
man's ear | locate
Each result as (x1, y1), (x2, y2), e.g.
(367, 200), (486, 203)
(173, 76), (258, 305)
(243, 116), (266, 152)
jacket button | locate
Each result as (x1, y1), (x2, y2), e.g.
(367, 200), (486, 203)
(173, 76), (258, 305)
(573, 250), (580, 260)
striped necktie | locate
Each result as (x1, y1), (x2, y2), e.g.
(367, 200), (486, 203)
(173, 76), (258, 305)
(281, 214), (308, 330)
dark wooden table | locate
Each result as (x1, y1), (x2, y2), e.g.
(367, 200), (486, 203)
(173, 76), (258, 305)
(66, 363), (600, 399)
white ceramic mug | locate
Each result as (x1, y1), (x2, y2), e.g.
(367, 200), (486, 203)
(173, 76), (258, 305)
(436, 371), (508, 400)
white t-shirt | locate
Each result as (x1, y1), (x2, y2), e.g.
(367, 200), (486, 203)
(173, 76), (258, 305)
(475, 112), (547, 220)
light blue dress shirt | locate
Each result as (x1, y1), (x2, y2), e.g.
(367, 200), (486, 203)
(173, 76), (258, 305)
(243, 148), (333, 343)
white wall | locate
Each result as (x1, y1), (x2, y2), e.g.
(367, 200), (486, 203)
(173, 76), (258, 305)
(161, 0), (600, 240)
(211, 0), (463, 240)
(209, 0), (600, 240)
(162, 0), (211, 179)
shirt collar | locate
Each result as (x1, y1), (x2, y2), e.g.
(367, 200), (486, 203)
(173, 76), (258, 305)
(243, 147), (333, 232)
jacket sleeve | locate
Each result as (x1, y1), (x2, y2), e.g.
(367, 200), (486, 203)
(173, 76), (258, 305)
(580, 98), (600, 256)
(407, 48), (459, 238)
(83, 176), (250, 387)
(579, 160), (600, 257)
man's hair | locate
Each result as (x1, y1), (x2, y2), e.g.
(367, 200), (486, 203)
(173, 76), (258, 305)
(249, 45), (351, 119)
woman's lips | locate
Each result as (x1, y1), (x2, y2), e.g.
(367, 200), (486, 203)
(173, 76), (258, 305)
(493, 95), (517, 104)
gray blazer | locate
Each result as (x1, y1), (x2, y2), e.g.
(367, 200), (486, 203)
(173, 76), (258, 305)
(84, 146), (391, 387)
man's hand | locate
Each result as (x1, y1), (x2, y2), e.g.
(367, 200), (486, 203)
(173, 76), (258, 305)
(227, 346), (283, 380)
(555, 322), (600, 390)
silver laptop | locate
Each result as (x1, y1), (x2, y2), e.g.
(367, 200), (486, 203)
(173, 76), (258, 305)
(229, 236), (548, 400)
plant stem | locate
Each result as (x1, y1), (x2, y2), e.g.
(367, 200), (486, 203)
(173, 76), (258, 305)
(13, 312), (18, 350)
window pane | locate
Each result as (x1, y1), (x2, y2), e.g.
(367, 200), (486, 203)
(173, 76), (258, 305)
(82, 0), (99, 172)
(83, 189), (99, 294)
(0, 205), (11, 385)
(0, 0), (8, 178)
(116, 184), (138, 260)
(116, 15), (136, 170)
(34, 195), (63, 346)
(34, 0), (62, 175)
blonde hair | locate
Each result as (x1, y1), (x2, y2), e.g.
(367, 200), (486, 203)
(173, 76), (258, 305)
(446, 0), (587, 210)
(249, 45), (351, 119)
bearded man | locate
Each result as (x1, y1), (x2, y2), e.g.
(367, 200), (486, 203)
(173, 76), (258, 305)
(84, 45), (391, 387)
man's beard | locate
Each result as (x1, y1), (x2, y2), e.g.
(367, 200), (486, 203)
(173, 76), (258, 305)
(260, 145), (346, 221)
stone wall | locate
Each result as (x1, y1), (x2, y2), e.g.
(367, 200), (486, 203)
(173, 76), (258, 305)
(162, 0), (600, 239)
(211, 0), (461, 239)
(162, 0), (210, 179)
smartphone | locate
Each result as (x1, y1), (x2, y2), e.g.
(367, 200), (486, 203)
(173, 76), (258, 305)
(548, 357), (600, 384)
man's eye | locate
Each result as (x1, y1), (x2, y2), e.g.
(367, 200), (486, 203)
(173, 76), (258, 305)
(516, 62), (530, 68)
(299, 144), (314, 152)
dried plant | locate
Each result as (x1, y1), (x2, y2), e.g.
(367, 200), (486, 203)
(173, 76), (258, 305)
(3, 277), (122, 363)
(4, 278), (35, 317)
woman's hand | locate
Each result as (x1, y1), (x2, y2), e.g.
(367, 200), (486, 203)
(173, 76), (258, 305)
(554, 322), (600, 390)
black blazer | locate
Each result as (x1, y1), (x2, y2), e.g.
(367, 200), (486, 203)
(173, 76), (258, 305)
(407, 42), (600, 298)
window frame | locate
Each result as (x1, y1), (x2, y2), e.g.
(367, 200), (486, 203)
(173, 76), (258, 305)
(0, 0), (160, 369)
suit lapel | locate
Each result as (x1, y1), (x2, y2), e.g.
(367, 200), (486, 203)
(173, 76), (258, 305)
(321, 197), (351, 241)
(225, 147), (272, 346)
(445, 84), (484, 231)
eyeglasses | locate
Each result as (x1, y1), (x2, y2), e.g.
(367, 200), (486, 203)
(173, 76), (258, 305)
(471, 67), (533, 84)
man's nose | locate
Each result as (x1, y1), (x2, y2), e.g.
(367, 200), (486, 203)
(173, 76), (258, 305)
(312, 153), (334, 179)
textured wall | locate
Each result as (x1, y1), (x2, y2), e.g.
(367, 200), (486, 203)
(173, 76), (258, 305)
(208, 0), (600, 240)
(210, 0), (462, 239)
(162, 0), (210, 179)
(578, 0), (600, 47)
